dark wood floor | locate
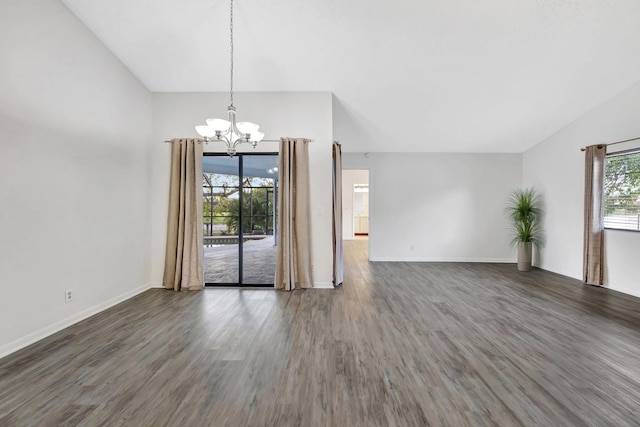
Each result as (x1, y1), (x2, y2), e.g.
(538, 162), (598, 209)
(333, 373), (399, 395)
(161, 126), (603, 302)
(2, 240), (640, 426)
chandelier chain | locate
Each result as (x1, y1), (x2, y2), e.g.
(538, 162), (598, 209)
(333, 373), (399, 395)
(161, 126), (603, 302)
(195, 0), (263, 156)
(229, 0), (234, 106)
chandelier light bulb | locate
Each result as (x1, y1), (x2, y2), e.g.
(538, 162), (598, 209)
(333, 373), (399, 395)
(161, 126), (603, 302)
(195, 125), (216, 138)
(250, 131), (265, 142)
(205, 119), (231, 132)
(236, 122), (260, 135)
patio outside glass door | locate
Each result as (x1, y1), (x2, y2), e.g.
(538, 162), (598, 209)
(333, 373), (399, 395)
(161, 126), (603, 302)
(202, 153), (278, 286)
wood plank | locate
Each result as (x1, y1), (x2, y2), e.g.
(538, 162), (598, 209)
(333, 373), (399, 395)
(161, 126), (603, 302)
(1, 239), (639, 426)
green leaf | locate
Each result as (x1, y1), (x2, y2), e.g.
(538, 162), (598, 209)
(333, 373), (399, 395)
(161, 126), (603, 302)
(505, 188), (544, 247)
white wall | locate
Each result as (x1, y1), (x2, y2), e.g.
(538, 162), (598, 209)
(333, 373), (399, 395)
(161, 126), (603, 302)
(0, 0), (152, 357)
(523, 80), (640, 298)
(342, 170), (369, 240)
(150, 92), (334, 288)
(342, 153), (522, 262)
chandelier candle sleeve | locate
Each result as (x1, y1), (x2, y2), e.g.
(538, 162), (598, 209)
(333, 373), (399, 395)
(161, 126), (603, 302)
(194, 0), (263, 156)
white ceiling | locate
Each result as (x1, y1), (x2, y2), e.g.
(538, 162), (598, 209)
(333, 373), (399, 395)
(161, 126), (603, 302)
(62, 0), (640, 153)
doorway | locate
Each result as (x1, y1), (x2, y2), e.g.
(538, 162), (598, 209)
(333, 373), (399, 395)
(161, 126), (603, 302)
(342, 170), (370, 256)
(202, 153), (278, 286)
(353, 183), (369, 238)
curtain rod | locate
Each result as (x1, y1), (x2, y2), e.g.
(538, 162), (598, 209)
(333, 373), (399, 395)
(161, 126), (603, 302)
(580, 136), (640, 151)
(163, 139), (313, 143)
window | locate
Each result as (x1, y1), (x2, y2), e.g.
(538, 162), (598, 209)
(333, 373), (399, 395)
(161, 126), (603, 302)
(604, 150), (640, 231)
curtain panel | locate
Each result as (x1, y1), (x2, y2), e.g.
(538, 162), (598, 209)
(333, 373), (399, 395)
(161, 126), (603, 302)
(163, 138), (204, 291)
(275, 138), (313, 291)
(583, 144), (606, 286)
(332, 142), (344, 287)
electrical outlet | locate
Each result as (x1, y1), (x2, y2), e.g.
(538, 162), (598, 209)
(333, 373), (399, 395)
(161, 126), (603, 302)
(64, 289), (73, 303)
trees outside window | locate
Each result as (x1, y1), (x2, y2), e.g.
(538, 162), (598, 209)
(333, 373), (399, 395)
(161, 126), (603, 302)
(604, 151), (640, 230)
(203, 174), (275, 235)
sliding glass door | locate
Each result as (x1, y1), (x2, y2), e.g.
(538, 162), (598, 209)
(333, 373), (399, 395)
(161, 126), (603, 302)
(202, 153), (278, 286)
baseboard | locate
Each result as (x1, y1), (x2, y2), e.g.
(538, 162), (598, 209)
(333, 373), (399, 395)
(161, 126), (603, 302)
(149, 281), (164, 289)
(0, 283), (152, 360)
(313, 281), (334, 289)
(603, 286), (640, 299)
(533, 266), (640, 300)
(369, 257), (516, 263)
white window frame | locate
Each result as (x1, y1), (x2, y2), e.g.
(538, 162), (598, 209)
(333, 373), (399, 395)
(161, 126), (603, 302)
(604, 149), (640, 231)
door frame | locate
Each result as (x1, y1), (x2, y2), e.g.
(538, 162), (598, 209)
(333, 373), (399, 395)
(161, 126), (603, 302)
(342, 168), (371, 261)
(203, 152), (279, 287)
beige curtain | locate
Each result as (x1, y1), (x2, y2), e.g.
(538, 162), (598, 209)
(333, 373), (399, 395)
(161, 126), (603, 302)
(332, 142), (344, 286)
(275, 138), (313, 290)
(163, 138), (204, 291)
(583, 144), (606, 286)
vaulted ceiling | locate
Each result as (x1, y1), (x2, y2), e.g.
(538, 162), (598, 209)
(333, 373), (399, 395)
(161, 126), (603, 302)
(62, 0), (640, 152)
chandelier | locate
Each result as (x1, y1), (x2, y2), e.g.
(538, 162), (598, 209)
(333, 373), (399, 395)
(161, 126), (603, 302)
(195, 0), (264, 156)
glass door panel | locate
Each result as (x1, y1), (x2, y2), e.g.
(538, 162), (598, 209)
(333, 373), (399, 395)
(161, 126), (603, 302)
(202, 155), (240, 284)
(240, 155), (278, 285)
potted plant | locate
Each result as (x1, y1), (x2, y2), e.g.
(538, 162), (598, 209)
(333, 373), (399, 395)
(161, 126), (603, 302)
(506, 188), (543, 272)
